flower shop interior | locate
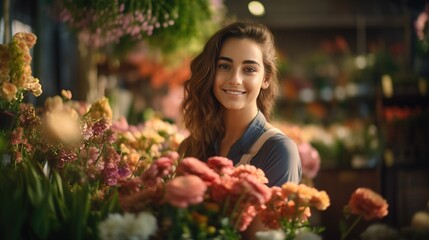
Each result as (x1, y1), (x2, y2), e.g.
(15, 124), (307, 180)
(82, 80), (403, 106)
(1, 0), (429, 239)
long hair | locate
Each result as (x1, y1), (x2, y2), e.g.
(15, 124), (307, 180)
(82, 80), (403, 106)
(178, 21), (279, 160)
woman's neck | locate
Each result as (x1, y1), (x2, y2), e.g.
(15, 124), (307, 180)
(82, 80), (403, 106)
(222, 108), (258, 143)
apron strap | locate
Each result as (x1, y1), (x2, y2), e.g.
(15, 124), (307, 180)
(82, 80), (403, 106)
(235, 128), (284, 167)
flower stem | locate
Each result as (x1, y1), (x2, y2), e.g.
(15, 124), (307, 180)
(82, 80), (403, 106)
(341, 215), (361, 240)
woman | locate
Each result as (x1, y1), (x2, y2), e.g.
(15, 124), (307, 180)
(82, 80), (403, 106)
(179, 21), (301, 186)
(178, 20), (302, 240)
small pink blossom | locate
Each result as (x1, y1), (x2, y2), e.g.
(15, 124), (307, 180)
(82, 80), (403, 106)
(230, 164), (268, 184)
(164, 175), (207, 208)
(298, 143), (321, 179)
(140, 156), (174, 185)
(207, 156), (234, 175)
(235, 205), (257, 231)
(176, 157), (220, 185)
(230, 175), (272, 206)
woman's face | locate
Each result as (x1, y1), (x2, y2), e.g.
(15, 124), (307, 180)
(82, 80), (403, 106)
(213, 38), (269, 114)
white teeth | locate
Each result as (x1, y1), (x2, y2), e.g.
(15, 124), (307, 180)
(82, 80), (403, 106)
(225, 90), (245, 95)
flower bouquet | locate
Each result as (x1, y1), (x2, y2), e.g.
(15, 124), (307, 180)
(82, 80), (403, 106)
(0, 32), (42, 113)
(99, 154), (331, 240)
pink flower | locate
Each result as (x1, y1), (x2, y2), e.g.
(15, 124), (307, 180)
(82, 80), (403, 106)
(230, 164), (268, 184)
(176, 157), (220, 185)
(210, 175), (235, 202)
(162, 151), (179, 163)
(164, 175), (207, 208)
(111, 116), (129, 132)
(207, 156), (234, 175)
(140, 156), (174, 185)
(235, 205), (257, 231)
(298, 143), (320, 179)
(230, 175), (272, 206)
(415, 5), (429, 40)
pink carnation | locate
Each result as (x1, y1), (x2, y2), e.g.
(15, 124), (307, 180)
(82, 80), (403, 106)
(176, 157), (220, 185)
(164, 175), (207, 208)
(141, 156), (174, 185)
(230, 164), (268, 184)
(230, 175), (272, 206)
(210, 175), (236, 203)
(298, 143), (321, 179)
(235, 205), (257, 231)
(207, 156), (234, 175)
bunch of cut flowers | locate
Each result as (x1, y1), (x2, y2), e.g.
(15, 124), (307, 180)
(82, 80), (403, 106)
(111, 116), (185, 177)
(0, 32), (42, 113)
(99, 154), (331, 240)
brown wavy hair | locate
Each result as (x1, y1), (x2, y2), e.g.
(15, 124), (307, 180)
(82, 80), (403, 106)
(178, 21), (279, 160)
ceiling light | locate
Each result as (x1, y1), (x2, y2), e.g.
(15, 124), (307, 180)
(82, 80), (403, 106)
(248, 1), (265, 16)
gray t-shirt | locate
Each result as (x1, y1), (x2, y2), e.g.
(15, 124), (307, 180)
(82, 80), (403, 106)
(214, 111), (302, 187)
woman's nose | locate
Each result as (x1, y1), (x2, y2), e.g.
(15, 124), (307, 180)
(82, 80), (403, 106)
(228, 70), (243, 85)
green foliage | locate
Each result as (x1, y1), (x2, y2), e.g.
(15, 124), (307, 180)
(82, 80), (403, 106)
(53, 0), (224, 62)
(0, 161), (121, 240)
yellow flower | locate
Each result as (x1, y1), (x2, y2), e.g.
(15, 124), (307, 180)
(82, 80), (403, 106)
(0, 82), (18, 102)
(86, 97), (113, 122)
(61, 89), (72, 100)
(44, 96), (64, 112)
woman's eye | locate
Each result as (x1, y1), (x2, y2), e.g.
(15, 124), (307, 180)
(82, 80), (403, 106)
(244, 67), (257, 73)
(217, 64), (230, 70)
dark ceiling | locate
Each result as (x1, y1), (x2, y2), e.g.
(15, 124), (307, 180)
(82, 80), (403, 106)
(223, 0), (428, 29)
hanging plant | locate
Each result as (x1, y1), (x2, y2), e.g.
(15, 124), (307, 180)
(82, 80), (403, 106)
(52, 0), (225, 59)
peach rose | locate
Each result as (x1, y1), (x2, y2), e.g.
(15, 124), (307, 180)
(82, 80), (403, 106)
(348, 188), (388, 220)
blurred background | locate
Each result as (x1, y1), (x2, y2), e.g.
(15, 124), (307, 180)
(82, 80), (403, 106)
(2, 0), (429, 239)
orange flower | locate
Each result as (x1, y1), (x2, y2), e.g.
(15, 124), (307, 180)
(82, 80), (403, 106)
(309, 190), (330, 211)
(347, 188), (388, 220)
(1, 82), (18, 102)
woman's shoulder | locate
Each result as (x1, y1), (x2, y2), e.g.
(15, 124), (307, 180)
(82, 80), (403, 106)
(263, 125), (297, 147)
(255, 126), (299, 160)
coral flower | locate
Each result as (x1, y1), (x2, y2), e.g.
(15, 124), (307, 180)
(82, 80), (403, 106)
(207, 156), (234, 174)
(176, 157), (220, 185)
(164, 175), (207, 208)
(347, 188), (388, 220)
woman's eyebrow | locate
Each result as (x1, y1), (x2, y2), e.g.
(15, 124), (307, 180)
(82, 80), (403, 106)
(217, 56), (233, 62)
(217, 56), (261, 66)
(242, 60), (261, 66)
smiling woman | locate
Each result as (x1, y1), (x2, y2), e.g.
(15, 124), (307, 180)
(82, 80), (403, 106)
(178, 21), (302, 239)
(213, 38), (269, 117)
